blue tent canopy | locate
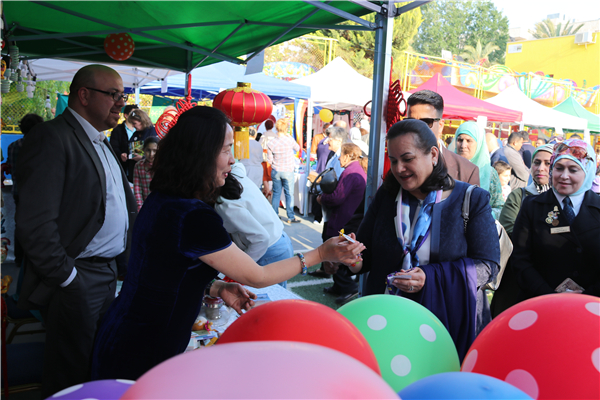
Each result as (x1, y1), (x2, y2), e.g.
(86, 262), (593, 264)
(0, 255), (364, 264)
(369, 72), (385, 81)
(140, 61), (310, 101)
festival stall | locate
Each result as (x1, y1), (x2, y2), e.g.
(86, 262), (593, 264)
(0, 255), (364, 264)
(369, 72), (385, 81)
(411, 73), (523, 122)
(293, 57), (374, 215)
(140, 61), (310, 101)
(553, 96), (600, 134)
(486, 85), (589, 138)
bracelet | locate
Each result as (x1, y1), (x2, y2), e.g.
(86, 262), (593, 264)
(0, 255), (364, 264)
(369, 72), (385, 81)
(295, 253), (307, 275)
(204, 278), (220, 297)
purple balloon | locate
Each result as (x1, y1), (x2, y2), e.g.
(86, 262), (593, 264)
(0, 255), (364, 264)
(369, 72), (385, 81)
(47, 379), (135, 400)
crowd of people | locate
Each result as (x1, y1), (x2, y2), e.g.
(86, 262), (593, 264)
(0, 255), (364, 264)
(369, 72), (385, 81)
(4, 64), (599, 397)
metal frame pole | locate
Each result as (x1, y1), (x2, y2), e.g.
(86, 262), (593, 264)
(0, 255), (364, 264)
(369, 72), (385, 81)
(359, 4), (394, 297)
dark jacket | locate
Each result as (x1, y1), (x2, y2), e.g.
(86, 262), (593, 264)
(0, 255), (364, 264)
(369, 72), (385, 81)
(512, 189), (600, 298)
(490, 147), (509, 166)
(356, 181), (499, 356)
(16, 109), (137, 308)
(443, 148), (480, 186)
(320, 161), (366, 238)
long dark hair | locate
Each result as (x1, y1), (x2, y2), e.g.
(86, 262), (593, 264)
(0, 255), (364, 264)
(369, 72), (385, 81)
(150, 106), (230, 203)
(382, 119), (454, 195)
(216, 172), (243, 203)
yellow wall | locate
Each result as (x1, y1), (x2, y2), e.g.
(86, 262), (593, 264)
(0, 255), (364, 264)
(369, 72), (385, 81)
(505, 33), (600, 88)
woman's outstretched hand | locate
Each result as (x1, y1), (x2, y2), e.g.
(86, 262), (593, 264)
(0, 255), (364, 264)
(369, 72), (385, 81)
(319, 233), (365, 266)
(218, 282), (257, 314)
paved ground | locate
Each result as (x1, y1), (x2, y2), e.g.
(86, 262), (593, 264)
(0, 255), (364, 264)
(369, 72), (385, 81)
(276, 206), (356, 310)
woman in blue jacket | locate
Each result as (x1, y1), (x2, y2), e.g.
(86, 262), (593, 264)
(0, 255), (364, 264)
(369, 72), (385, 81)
(351, 119), (500, 361)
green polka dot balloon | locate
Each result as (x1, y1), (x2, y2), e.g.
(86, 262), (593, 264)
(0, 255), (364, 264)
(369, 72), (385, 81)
(338, 294), (460, 392)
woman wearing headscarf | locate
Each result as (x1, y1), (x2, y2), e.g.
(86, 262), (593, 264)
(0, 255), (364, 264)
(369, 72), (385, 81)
(511, 139), (600, 300)
(490, 143), (554, 317)
(498, 144), (554, 236)
(351, 119), (500, 361)
(454, 121), (504, 219)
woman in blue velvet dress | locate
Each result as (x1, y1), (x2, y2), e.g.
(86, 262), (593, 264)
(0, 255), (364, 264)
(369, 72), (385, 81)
(350, 119), (500, 361)
(91, 106), (365, 381)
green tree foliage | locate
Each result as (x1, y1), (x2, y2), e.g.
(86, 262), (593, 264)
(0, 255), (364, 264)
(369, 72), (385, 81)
(312, 2), (423, 79)
(529, 19), (584, 39)
(459, 39), (500, 67)
(412, 0), (509, 64)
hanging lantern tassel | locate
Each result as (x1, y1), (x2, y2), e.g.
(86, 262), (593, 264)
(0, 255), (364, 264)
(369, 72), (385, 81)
(213, 82), (273, 159)
(234, 126), (250, 160)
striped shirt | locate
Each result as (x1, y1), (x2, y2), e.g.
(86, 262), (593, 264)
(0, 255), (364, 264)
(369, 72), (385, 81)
(267, 135), (299, 172)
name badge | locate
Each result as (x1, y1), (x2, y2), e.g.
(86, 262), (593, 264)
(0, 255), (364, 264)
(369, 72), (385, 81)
(551, 226), (570, 234)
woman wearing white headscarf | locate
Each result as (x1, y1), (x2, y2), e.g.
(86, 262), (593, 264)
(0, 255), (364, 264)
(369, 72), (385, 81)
(511, 139), (600, 300)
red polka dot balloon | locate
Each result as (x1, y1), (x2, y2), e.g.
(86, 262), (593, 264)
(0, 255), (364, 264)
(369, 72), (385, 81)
(462, 294), (600, 399)
(104, 33), (135, 61)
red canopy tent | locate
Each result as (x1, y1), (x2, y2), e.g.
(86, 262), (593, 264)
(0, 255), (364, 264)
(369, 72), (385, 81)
(410, 73), (523, 122)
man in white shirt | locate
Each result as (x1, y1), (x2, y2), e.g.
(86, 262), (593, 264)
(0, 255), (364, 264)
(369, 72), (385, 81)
(16, 65), (137, 397)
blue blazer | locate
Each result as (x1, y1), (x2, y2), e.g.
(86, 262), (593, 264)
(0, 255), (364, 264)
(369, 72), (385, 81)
(357, 181), (500, 295)
(356, 181), (500, 359)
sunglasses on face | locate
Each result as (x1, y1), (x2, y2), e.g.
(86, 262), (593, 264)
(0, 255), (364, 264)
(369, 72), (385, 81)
(554, 141), (592, 162)
(405, 117), (441, 128)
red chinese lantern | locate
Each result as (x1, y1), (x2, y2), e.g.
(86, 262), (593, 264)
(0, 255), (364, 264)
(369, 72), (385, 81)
(213, 82), (273, 159)
(104, 33), (135, 61)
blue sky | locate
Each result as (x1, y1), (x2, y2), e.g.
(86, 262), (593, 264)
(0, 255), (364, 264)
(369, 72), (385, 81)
(491, 0), (600, 28)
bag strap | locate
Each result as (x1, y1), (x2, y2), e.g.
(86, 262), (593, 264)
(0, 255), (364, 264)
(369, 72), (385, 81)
(461, 185), (478, 234)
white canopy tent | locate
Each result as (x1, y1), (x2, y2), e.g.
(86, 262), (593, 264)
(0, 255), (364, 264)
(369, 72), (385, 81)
(294, 57), (373, 110)
(485, 85), (589, 140)
(24, 58), (179, 103)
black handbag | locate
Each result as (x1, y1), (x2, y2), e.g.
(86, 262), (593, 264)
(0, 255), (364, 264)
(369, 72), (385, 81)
(309, 168), (338, 195)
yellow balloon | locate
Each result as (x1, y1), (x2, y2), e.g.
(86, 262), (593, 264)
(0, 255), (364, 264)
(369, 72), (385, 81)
(319, 108), (333, 123)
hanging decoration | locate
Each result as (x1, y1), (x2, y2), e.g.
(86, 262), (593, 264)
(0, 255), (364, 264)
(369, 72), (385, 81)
(155, 74), (196, 139)
(213, 82), (273, 159)
(104, 33), (135, 61)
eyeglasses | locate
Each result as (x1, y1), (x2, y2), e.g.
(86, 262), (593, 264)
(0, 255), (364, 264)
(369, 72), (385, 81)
(554, 141), (592, 162)
(405, 117), (441, 128)
(85, 87), (129, 102)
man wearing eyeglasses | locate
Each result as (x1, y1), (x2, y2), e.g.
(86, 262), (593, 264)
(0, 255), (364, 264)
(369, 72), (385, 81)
(15, 65), (137, 397)
(406, 90), (480, 186)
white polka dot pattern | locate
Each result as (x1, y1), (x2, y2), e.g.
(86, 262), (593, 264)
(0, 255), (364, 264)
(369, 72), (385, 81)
(419, 324), (436, 342)
(505, 369), (539, 399)
(461, 349), (478, 373)
(508, 310), (538, 330)
(585, 302), (600, 316)
(391, 355), (412, 377)
(592, 348), (600, 373)
(52, 384), (83, 397)
(367, 314), (387, 331)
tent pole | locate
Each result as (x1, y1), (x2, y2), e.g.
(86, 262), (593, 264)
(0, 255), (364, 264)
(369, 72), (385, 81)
(304, 98), (314, 218)
(365, 9), (393, 209)
(359, 5), (394, 297)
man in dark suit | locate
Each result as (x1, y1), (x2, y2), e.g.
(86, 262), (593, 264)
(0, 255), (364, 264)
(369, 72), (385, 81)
(519, 131), (536, 168)
(486, 132), (509, 166)
(407, 90), (480, 186)
(16, 65), (137, 397)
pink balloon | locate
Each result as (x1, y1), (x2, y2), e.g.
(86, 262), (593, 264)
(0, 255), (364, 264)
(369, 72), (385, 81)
(121, 341), (398, 399)
(462, 294), (600, 400)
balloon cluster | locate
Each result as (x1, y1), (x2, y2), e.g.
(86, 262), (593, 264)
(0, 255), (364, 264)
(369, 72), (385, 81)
(47, 294), (599, 399)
